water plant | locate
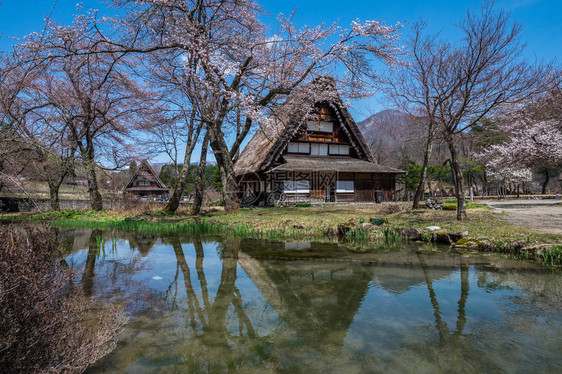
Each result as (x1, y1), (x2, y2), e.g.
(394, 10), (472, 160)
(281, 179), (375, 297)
(541, 246), (562, 267)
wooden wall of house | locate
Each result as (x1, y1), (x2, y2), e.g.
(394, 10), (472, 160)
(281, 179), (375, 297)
(238, 170), (397, 206)
(336, 172), (396, 202)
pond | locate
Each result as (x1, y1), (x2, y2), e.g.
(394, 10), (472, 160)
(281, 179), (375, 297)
(61, 230), (562, 373)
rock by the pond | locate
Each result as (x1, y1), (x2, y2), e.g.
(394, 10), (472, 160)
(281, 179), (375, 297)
(454, 238), (493, 251)
(425, 198), (443, 210)
(522, 243), (554, 257)
(448, 231), (468, 243)
(397, 228), (422, 241)
(433, 231), (468, 245)
(361, 222), (376, 230)
(433, 232), (452, 245)
(454, 239), (480, 249)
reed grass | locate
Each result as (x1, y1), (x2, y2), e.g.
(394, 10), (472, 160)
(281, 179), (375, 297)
(52, 218), (321, 242)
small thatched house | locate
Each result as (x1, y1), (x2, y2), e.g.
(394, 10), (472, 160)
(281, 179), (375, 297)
(124, 159), (169, 200)
(233, 77), (403, 206)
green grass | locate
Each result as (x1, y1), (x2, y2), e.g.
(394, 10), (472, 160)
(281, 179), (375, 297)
(4, 203), (561, 266)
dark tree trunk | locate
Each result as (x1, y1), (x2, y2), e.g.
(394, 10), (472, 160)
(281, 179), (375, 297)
(165, 160), (192, 213)
(541, 167), (550, 195)
(0, 160), (4, 192)
(84, 156), (103, 211)
(445, 134), (466, 220)
(413, 126), (435, 208)
(207, 123), (239, 212)
(192, 133), (209, 215)
(48, 183), (60, 211)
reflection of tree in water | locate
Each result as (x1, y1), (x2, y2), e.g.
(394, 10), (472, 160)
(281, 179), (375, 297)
(380, 255), (499, 372)
(79, 230), (148, 301)
(418, 254), (469, 341)
(81, 234), (562, 373)
(156, 236), (278, 372)
(82, 229), (102, 298)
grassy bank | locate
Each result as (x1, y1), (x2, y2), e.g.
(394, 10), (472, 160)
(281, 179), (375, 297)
(3, 203), (561, 265)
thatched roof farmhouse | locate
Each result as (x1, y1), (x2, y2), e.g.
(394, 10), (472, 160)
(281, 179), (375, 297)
(234, 77), (403, 206)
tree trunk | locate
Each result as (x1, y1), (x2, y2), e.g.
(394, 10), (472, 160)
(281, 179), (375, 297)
(0, 160), (4, 192)
(48, 183), (61, 211)
(207, 122), (239, 212)
(445, 134), (467, 220)
(165, 157), (192, 213)
(165, 114), (202, 214)
(84, 156), (103, 211)
(413, 126), (435, 208)
(192, 133), (209, 215)
(541, 167), (549, 195)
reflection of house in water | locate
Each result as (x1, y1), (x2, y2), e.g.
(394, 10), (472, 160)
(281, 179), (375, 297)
(236, 239), (462, 350)
(237, 239), (372, 350)
(127, 233), (159, 256)
(369, 265), (456, 294)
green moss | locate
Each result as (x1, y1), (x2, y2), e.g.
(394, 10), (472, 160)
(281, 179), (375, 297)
(455, 238), (489, 247)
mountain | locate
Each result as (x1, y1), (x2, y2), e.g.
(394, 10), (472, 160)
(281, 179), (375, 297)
(358, 109), (415, 144)
(357, 109), (424, 166)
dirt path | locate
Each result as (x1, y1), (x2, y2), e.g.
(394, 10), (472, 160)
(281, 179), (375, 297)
(483, 200), (562, 235)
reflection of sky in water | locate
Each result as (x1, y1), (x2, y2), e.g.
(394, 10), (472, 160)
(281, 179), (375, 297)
(63, 230), (562, 373)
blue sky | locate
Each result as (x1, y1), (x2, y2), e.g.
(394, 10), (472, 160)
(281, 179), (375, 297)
(0, 0), (560, 163)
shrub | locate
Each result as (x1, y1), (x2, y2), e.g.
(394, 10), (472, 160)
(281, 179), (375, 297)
(380, 203), (403, 215)
(295, 202), (312, 208)
(369, 217), (386, 226)
(0, 225), (126, 374)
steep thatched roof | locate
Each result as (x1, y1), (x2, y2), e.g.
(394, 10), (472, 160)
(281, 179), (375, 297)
(233, 77), (378, 176)
(124, 159), (169, 191)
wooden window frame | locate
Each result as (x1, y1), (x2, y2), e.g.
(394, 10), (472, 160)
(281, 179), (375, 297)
(287, 142), (311, 155)
(336, 180), (354, 193)
(329, 144), (350, 156)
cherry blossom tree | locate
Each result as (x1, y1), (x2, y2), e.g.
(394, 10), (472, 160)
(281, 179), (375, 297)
(0, 47), (79, 209)
(481, 86), (562, 194)
(16, 12), (153, 210)
(485, 120), (562, 169)
(91, 0), (403, 212)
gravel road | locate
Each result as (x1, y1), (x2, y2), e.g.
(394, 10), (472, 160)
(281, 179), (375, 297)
(483, 199), (562, 235)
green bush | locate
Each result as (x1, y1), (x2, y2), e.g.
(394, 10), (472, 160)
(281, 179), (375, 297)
(370, 217), (386, 226)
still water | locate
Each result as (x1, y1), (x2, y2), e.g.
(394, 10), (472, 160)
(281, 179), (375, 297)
(62, 230), (562, 373)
